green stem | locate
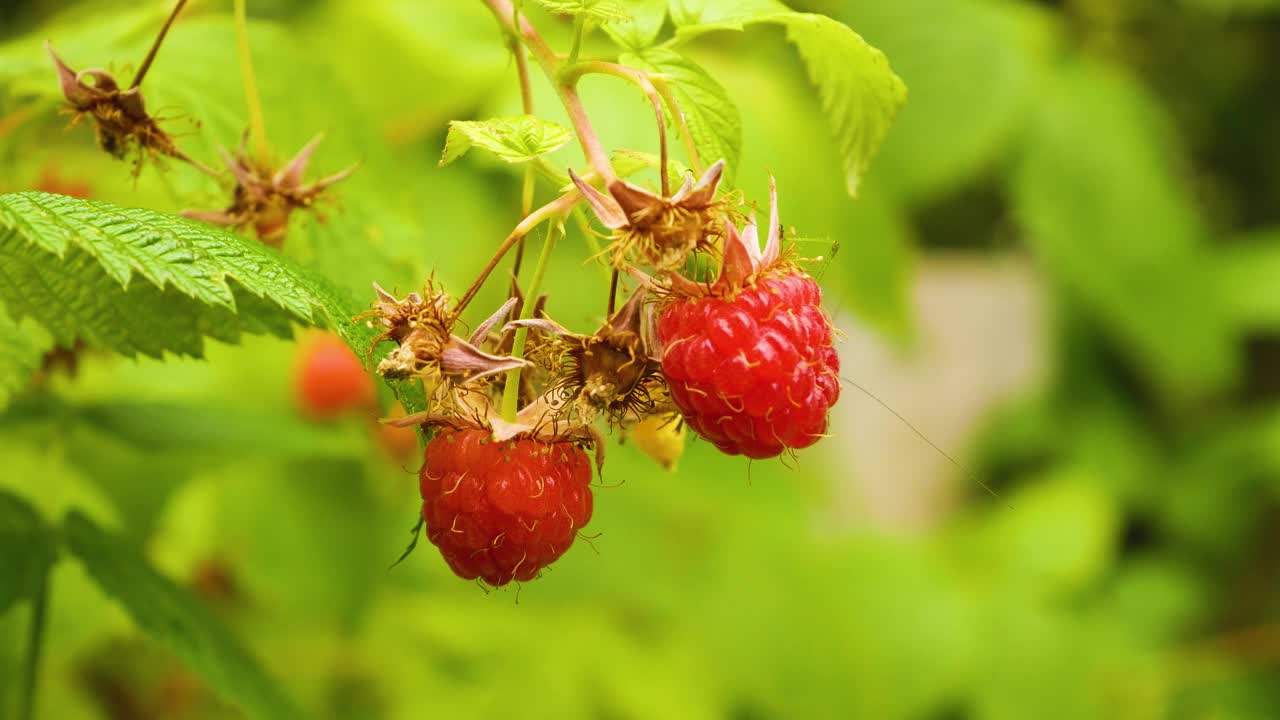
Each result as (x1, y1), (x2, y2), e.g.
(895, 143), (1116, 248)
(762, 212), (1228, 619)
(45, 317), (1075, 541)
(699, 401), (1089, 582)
(571, 206), (612, 283)
(233, 0), (270, 165)
(568, 14), (585, 65)
(453, 189), (580, 317)
(512, 164), (536, 278)
(481, 0), (614, 182)
(19, 574), (49, 720)
(501, 221), (560, 422)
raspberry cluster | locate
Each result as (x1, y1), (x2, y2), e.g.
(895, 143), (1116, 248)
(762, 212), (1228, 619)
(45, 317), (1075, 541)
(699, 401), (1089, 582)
(368, 174), (840, 587)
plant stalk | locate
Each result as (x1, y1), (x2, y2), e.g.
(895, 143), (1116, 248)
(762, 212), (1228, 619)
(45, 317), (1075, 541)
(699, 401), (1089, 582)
(453, 190), (580, 317)
(563, 61), (681, 191)
(233, 0), (270, 164)
(501, 221), (559, 422)
(480, 0), (615, 183)
(131, 0), (188, 88)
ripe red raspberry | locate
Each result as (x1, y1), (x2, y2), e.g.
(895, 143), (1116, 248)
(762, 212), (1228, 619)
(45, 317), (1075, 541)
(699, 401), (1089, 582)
(658, 271), (840, 459)
(420, 428), (594, 586)
(294, 331), (375, 420)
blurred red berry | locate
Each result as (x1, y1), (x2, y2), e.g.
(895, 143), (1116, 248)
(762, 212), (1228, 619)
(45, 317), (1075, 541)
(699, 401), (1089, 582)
(35, 166), (92, 198)
(658, 271), (840, 459)
(294, 331), (375, 420)
(376, 402), (420, 462)
(420, 428), (594, 586)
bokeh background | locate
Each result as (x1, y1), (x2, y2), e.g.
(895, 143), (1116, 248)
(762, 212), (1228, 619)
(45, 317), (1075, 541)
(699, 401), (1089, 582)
(3, 0), (1280, 718)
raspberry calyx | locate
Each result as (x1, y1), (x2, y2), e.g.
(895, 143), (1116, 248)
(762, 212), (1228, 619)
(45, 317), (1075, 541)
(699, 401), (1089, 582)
(656, 179), (840, 458)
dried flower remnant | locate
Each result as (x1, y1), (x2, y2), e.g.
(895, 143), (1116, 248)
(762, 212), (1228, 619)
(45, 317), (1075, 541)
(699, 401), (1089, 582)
(46, 43), (197, 171)
(571, 159), (727, 271)
(183, 135), (356, 246)
(509, 287), (664, 424)
(362, 282), (530, 390)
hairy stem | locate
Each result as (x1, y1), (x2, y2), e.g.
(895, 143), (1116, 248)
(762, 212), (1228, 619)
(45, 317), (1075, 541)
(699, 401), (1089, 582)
(480, 0), (615, 182)
(563, 61), (670, 194)
(648, 74), (703, 175)
(233, 0), (270, 164)
(509, 2), (535, 281)
(19, 575), (49, 720)
(131, 0), (188, 88)
(453, 190), (580, 317)
(501, 221), (559, 422)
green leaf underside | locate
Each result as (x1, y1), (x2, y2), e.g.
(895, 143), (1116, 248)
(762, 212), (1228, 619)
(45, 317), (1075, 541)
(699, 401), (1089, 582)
(622, 48), (742, 184)
(0, 191), (366, 353)
(76, 400), (367, 458)
(64, 510), (304, 720)
(0, 306), (53, 409)
(440, 115), (574, 166)
(0, 192), (426, 414)
(0, 490), (56, 616)
(669, 7), (907, 196)
(603, 0), (668, 48)
(534, 0), (629, 22)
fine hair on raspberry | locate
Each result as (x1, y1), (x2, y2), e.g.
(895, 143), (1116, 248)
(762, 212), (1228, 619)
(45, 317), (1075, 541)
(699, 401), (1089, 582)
(420, 427), (594, 586)
(658, 271), (840, 459)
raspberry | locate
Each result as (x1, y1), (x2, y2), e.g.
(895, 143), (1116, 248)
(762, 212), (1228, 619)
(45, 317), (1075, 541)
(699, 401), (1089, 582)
(294, 332), (375, 420)
(420, 428), (594, 586)
(657, 271), (840, 459)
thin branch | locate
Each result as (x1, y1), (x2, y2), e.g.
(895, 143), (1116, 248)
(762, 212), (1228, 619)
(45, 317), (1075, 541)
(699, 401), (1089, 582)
(233, 0), (270, 164)
(453, 190), (581, 316)
(481, 0), (615, 182)
(131, 0), (188, 88)
(563, 61), (670, 194)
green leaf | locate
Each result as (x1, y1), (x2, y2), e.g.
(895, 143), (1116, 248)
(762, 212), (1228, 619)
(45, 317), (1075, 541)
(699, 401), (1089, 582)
(1011, 62), (1236, 399)
(622, 48), (742, 183)
(1217, 230), (1280, 330)
(986, 468), (1119, 594)
(0, 489), (56, 616)
(74, 400), (366, 458)
(770, 13), (908, 196)
(671, 10), (907, 196)
(64, 510), (304, 720)
(832, 0), (1052, 202)
(0, 305), (52, 410)
(440, 115), (574, 167)
(0, 191), (365, 352)
(604, 0), (669, 49)
(534, 0), (629, 22)
(0, 192), (427, 415)
(669, 0), (788, 31)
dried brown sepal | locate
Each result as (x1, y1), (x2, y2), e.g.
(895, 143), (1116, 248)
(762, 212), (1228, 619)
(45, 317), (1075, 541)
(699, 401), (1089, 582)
(183, 135), (356, 246)
(665, 176), (788, 301)
(47, 42), (197, 173)
(383, 389), (606, 478)
(571, 159), (727, 272)
(508, 286), (664, 425)
(361, 283), (530, 395)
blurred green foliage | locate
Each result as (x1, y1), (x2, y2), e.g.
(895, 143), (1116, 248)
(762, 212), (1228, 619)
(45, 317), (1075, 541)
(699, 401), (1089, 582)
(2, 0), (1280, 719)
